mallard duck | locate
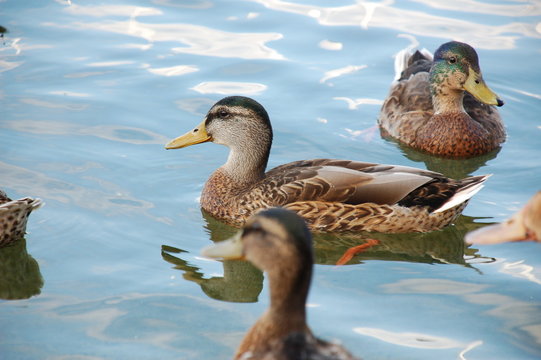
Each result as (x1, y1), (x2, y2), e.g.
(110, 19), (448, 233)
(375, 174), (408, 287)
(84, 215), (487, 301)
(379, 41), (505, 158)
(202, 207), (360, 360)
(465, 191), (541, 244)
(0, 190), (42, 247)
(165, 96), (489, 233)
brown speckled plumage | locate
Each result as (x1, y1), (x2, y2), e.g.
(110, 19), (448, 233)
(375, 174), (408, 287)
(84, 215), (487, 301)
(379, 41), (505, 158)
(202, 208), (360, 360)
(167, 96), (489, 233)
(0, 190), (42, 247)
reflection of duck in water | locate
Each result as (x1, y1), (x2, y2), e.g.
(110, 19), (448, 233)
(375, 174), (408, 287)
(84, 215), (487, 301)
(379, 41), (505, 158)
(391, 139), (500, 180)
(0, 189), (42, 247)
(166, 96), (489, 233)
(0, 238), (44, 300)
(466, 191), (541, 244)
(161, 209), (263, 303)
(315, 215), (494, 267)
(202, 208), (360, 360)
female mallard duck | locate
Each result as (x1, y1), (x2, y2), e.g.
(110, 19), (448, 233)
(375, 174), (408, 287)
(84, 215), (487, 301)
(466, 191), (541, 244)
(0, 190), (42, 247)
(379, 41), (505, 158)
(165, 96), (489, 233)
(202, 207), (360, 360)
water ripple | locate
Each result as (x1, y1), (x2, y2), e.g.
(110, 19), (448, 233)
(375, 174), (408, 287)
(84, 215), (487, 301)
(248, 0), (540, 49)
(2, 119), (169, 145)
(44, 4), (285, 60)
(190, 81), (267, 95)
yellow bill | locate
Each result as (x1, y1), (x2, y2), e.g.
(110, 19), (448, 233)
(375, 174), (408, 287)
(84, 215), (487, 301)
(464, 67), (504, 107)
(201, 231), (245, 260)
(465, 215), (527, 245)
(466, 191), (541, 244)
(165, 119), (211, 149)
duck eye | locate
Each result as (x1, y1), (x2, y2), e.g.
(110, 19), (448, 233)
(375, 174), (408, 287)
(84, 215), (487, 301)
(448, 56), (457, 64)
(243, 222), (264, 236)
(218, 110), (229, 118)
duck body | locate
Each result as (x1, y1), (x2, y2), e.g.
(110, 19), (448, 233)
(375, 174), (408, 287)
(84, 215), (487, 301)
(200, 158), (487, 233)
(167, 96), (489, 233)
(0, 190), (42, 247)
(379, 41), (505, 158)
(202, 207), (360, 360)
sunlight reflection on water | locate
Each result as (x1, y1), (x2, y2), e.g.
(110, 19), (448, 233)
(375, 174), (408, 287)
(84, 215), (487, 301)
(1, 0), (540, 359)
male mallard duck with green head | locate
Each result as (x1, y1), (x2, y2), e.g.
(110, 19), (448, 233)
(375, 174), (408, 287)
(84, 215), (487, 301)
(203, 207), (361, 360)
(379, 41), (505, 158)
(166, 96), (489, 233)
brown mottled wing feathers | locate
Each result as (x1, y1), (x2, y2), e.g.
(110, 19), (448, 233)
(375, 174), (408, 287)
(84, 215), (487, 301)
(265, 160), (437, 206)
(379, 72), (433, 142)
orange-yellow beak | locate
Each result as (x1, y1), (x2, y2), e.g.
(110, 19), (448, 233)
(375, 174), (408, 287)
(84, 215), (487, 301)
(165, 119), (211, 149)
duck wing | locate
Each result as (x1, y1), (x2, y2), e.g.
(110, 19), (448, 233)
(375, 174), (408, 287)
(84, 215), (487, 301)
(378, 70), (433, 142)
(265, 159), (441, 207)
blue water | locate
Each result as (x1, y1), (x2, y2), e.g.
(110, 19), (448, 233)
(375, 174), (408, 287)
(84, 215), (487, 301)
(1, 1), (540, 359)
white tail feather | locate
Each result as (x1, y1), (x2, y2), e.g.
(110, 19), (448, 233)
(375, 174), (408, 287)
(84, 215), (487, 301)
(393, 46), (433, 82)
(419, 48), (433, 61)
(393, 48), (412, 81)
(434, 175), (490, 213)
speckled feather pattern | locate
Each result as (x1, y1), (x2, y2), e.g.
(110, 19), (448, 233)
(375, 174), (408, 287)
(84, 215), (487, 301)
(0, 191), (42, 247)
(379, 48), (505, 158)
(285, 201), (467, 233)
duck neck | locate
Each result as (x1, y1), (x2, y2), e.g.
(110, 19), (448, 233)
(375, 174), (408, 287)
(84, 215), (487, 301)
(430, 83), (466, 115)
(267, 261), (311, 330)
(220, 138), (271, 186)
(429, 66), (467, 115)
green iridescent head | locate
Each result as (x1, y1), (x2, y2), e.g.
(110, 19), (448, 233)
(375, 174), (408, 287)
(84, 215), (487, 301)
(430, 41), (503, 107)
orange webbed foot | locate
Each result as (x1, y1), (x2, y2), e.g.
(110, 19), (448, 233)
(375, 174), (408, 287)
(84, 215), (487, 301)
(336, 239), (379, 266)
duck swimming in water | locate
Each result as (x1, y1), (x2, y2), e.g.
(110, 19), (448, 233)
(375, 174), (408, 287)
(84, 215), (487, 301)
(166, 96), (489, 233)
(379, 41), (505, 158)
(202, 207), (361, 360)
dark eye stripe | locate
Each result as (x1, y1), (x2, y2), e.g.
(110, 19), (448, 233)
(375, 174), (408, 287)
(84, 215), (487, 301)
(242, 221), (266, 237)
(207, 107), (252, 124)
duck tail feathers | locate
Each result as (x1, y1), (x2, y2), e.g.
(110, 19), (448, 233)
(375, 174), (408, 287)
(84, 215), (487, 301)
(434, 175), (491, 213)
(393, 47), (412, 81)
(29, 198), (44, 211)
(393, 46), (433, 81)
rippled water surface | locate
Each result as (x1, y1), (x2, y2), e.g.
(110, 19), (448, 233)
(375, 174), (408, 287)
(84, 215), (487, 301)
(1, 1), (541, 359)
